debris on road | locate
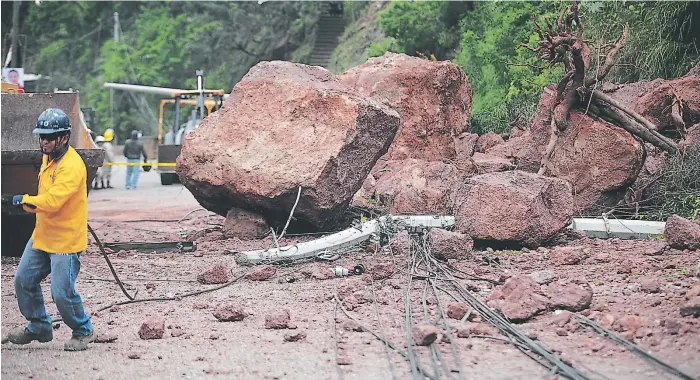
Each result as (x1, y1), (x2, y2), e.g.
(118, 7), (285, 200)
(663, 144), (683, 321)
(197, 264), (230, 285)
(139, 316), (166, 340)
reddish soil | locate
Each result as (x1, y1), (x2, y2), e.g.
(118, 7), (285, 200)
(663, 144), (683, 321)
(2, 171), (699, 379)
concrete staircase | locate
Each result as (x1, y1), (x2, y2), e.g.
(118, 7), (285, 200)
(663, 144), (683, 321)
(308, 9), (347, 68)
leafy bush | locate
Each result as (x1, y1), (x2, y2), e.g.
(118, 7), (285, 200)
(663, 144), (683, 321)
(471, 92), (539, 135)
(377, 1), (470, 59)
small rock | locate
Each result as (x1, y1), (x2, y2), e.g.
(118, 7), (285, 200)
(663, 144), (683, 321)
(342, 320), (364, 332)
(246, 265), (277, 281)
(486, 275), (549, 322)
(284, 332), (307, 342)
(549, 246), (588, 265)
(213, 304), (248, 322)
(94, 333), (118, 343)
(171, 328), (186, 337)
(587, 339), (605, 352)
(197, 264), (230, 285)
(128, 353), (140, 359)
(193, 302), (209, 310)
(640, 279), (660, 293)
(457, 322), (494, 337)
(555, 328), (568, 336)
(336, 353), (351, 365)
(619, 331), (635, 342)
(209, 334), (220, 340)
(139, 316), (165, 340)
(613, 315), (646, 333)
(550, 311), (572, 327)
(680, 297), (700, 317)
(617, 262), (632, 274)
(545, 278), (593, 312)
(664, 215), (700, 250)
(634, 328), (653, 339)
(529, 270), (556, 285)
(468, 323), (495, 336)
(446, 302), (470, 320)
(301, 265), (334, 280)
(369, 260), (396, 280)
(686, 284), (700, 300)
(265, 309), (291, 329)
(413, 323), (438, 346)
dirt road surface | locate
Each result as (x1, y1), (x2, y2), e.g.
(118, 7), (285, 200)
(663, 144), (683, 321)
(2, 165), (699, 380)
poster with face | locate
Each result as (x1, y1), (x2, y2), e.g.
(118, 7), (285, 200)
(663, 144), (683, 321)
(2, 67), (24, 89)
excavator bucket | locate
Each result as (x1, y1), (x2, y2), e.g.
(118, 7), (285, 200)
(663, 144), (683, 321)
(1, 92), (105, 256)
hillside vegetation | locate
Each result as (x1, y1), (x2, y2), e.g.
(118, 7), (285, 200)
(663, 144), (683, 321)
(2, 1), (698, 140)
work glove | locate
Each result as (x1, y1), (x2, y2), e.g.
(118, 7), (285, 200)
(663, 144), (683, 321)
(12, 195), (24, 206)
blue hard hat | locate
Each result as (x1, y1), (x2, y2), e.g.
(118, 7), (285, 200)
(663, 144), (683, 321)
(33, 108), (72, 134)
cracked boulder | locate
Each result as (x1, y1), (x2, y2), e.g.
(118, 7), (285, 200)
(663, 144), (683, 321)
(454, 171), (574, 248)
(178, 61), (400, 231)
(339, 52), (472, 162)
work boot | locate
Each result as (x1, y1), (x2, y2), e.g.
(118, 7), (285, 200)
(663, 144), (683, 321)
(6, 327), (53, 345)
(64, 330), (96, 352)
(107, 180), (113, 189)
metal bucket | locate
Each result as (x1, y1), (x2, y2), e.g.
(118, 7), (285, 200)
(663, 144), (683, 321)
(1, 93), (105, 256)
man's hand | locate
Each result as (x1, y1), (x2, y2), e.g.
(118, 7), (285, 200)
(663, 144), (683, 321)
(12, 195), (24, 206)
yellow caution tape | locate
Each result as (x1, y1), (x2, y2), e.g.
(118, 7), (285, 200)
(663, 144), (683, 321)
(104, 162), (178, 167)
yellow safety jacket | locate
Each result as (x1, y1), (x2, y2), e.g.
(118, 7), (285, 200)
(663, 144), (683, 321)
(21, 146), (88, 254)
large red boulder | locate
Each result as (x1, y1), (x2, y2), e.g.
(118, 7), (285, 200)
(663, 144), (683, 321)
(372, 159), (459, 215)
(454, 171), (574, 247)
(339, 52), (472, 162)
(487, 86), (644, 213)
(177, 61), (400, 231)
(544, 111), (644, 214)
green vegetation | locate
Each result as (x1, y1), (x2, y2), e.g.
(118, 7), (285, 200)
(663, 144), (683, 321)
(3, 1), (698, 144)
(371, 1), (699, 133)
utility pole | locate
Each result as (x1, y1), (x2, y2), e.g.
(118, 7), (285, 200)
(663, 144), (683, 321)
(10, 0), (21, 67)
(111, 12), (119, 134)
(113, 12), (119, 45)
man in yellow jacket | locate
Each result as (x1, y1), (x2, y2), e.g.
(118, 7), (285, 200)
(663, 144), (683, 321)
(6, 108), (95, 351)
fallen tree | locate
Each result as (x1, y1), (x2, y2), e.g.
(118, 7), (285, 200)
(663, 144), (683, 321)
(520, 0), (679, 176)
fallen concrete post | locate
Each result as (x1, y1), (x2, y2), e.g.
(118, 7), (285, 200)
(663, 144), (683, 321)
(566, 217), (665, 239)
(233, 215), (455, 266)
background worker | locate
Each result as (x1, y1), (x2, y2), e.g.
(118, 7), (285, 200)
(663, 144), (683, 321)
(100, 129), (115, 188)
(123, 129), (148, 189)
(5, 108), (95, 351)
(92, 136), (107, 189)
